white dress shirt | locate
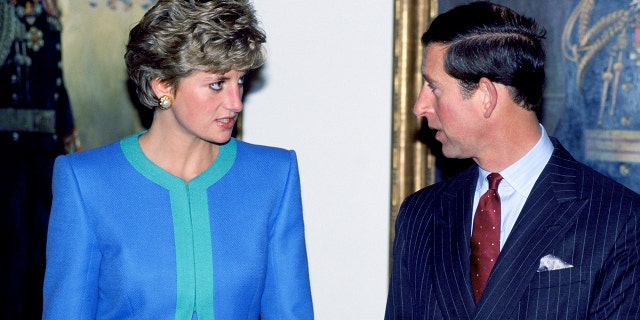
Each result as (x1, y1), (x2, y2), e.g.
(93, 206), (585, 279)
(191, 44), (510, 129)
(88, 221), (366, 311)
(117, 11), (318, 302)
(472, 124), (554, 250)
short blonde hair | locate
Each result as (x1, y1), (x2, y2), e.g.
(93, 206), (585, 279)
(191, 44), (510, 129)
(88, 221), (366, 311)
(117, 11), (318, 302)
(125, 0), (266, 109)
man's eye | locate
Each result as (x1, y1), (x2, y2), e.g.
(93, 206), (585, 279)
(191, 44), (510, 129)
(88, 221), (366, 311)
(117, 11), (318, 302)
(210, 82), (223, 90)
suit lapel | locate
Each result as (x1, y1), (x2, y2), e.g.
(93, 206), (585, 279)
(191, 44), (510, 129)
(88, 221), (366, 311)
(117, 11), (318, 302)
(431, 166), (478, 320)
(473, 141), (589, 319)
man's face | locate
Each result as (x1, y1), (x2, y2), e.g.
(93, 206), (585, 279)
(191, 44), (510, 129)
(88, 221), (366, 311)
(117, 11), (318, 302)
(413, 43), (485, 159)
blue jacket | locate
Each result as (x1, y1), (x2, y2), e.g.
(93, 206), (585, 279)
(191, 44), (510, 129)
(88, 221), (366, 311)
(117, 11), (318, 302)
(43, 134), (313, 319)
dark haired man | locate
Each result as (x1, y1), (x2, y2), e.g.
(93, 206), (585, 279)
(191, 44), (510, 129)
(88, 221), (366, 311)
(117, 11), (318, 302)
(385, 1), (640, 319)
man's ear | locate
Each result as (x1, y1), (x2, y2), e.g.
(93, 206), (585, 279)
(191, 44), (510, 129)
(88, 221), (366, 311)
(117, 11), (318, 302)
(478, 77), (498, 118)
(151, 78), (172, 98)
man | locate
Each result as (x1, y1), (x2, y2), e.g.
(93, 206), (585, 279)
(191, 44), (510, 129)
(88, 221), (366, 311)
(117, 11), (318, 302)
(385, 1), (640, 319)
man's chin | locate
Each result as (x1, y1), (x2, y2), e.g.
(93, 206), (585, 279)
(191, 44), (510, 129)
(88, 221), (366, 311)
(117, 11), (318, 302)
(441, 146), (463, 159)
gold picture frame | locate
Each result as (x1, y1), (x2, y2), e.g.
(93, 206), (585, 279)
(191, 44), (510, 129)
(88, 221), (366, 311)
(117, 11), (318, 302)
(390, 0), (438, 262)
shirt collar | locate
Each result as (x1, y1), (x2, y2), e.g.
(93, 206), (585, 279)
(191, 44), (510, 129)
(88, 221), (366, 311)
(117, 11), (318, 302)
(477, 124), (554, 197)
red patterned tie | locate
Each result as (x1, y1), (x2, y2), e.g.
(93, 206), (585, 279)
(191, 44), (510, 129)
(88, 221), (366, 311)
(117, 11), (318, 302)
(470, 173), (503, 303)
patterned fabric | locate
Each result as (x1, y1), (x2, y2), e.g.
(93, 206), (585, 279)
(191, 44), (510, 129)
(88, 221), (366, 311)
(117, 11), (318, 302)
(385, 138), (640, 319)
(0, 0), (78, 152)
(0, 0), (78, 317)
(470, 173), (502, 303)
(556, 0), (640, 193)
(43, 134), (314, 319)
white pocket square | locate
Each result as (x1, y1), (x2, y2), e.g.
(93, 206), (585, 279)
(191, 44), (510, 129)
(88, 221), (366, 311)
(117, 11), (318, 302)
(537, 254), (574, 272)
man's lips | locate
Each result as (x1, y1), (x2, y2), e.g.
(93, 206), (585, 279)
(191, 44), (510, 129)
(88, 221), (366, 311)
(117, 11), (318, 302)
(433, 130), (443, 141)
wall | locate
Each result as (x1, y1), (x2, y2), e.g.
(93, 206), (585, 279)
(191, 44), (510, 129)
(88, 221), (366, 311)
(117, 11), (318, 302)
(245, 1), (393, 318)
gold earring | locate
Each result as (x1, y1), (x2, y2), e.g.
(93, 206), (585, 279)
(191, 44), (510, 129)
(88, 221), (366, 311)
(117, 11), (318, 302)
(158, 95), (173, 110)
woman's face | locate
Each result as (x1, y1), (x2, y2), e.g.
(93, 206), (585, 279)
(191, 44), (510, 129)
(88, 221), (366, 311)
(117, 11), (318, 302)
(169, 69), (245, 144)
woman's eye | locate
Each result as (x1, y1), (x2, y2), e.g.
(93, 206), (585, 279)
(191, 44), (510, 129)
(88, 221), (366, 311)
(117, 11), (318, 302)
(238, 76), (245, 85)
(210, 82), (223, 90)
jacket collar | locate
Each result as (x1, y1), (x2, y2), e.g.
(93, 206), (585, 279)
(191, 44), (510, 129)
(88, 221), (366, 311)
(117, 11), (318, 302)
(431, 139), (588, 319)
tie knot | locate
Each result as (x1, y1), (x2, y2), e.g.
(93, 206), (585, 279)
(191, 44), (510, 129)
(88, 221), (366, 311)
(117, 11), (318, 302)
(487, 173), (503, 190)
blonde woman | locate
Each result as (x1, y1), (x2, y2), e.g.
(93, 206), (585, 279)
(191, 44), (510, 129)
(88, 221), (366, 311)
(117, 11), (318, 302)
(43, 0), (313, 318)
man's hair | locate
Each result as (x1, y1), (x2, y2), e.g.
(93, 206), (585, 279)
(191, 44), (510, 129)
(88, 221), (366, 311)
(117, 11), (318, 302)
(421, 1), (546, 111)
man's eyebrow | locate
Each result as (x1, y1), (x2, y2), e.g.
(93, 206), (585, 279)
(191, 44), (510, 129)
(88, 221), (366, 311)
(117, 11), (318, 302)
(423, 73), (437, 86)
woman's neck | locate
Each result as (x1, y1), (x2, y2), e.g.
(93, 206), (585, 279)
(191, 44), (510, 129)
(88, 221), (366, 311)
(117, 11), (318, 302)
(138, 127), (220, 183)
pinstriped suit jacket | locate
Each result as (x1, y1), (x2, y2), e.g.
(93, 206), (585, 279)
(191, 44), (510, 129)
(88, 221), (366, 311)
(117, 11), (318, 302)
(385, 139), (640, 319)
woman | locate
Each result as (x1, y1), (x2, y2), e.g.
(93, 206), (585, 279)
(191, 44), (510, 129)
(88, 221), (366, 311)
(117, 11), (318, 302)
(42, 0), (314, 318)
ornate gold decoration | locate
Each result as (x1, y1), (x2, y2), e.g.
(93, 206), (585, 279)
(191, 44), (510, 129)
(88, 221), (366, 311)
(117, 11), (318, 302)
(390, 0), (437, 266)
(562, 0), (631, 125)
(158, 95), (173, 110)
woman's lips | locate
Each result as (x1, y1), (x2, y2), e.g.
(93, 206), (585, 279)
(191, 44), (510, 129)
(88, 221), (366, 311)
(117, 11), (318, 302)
(216, 117), (236, 129)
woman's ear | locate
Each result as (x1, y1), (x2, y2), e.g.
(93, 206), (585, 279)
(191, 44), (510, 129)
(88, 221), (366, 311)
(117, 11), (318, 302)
(478, 77), (498, 118)
(151, 78), (172, 98)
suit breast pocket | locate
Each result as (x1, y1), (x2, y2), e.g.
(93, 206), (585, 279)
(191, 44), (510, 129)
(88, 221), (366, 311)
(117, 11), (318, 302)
(517, 266), (593, 319)
(529, 266), (587, 289)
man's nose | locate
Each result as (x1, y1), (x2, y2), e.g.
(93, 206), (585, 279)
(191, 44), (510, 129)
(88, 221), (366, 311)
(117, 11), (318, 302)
(413, 84), (434, 117)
